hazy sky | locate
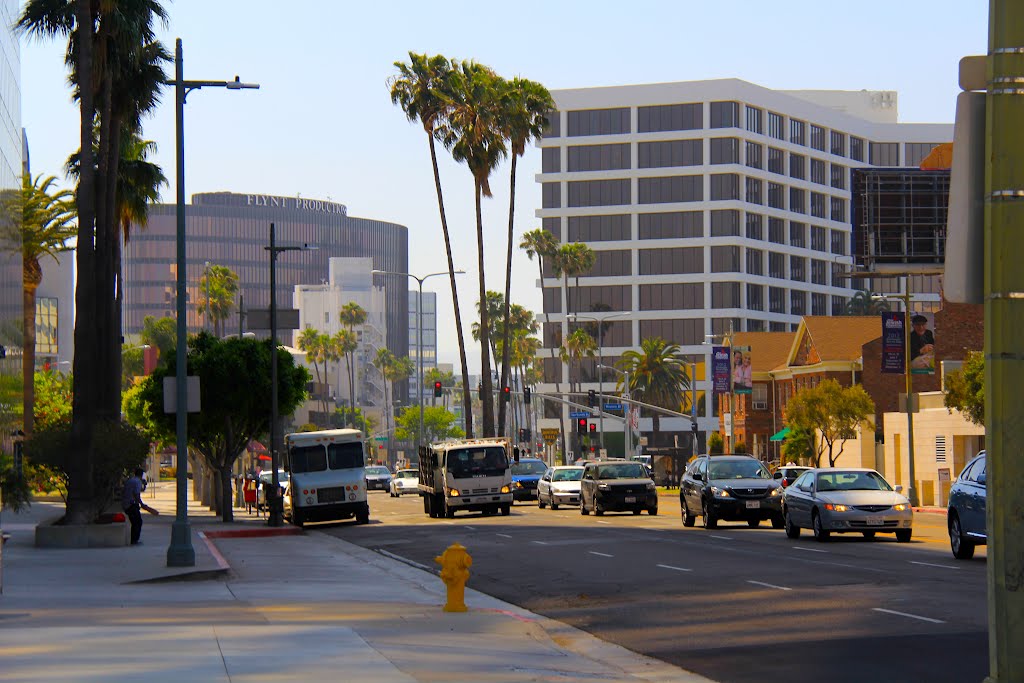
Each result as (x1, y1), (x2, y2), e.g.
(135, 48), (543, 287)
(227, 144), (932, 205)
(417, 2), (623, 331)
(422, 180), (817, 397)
(19, 1), (988, 372)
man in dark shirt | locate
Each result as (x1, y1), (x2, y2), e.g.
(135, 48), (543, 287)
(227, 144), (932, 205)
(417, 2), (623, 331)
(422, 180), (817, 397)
(909, 314), (935, 361)
(122, 468), (157, 545)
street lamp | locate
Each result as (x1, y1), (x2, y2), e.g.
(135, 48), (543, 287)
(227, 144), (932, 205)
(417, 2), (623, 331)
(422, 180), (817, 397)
(372, 269), (464, 452)
(704, 323), (735, 452)
(597, 364), (631, 457)
(168, 39), (258, 567)
(568, 312), (629, 455)
(265, 223), (317, 527)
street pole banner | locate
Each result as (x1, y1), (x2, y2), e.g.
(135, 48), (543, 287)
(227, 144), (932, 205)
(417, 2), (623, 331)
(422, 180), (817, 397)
(909, 311), (936, 375)
(712, 346), (731, 393)
(881, 312), (905, 374)
(731, 346), (752, 394)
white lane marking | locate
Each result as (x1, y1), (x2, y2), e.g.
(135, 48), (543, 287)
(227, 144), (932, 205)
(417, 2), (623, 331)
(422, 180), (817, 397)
(747, 580), (792, 591)
(657, 564), (692, 572)
(463, 525), (476, 530)
(710, 535), (732, 540)
(644, 527), (666, 532)
(909, 560), (960, 570)
(596, 521), (611, 525)
(872, 608), (945, 624)
(531, 540), (549, 545)
(589, 551), (613, 558)
(793, 546), (828, 554)
(496, 533), (512, 539)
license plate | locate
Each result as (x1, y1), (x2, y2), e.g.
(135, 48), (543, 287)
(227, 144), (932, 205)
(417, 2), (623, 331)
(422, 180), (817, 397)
(624, 496), (636, 503)
(866, 516), (883, 525)
(745, 501), (760, 509)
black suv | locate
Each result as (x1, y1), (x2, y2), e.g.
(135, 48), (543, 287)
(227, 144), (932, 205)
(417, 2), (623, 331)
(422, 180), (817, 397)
(680, 454), (784, 529)
(580, 461), (658, 516)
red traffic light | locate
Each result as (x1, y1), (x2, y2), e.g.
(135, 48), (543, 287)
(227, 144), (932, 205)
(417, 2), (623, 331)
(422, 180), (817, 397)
(589, 423), (597, 433)
(576, 417), (588, 434)
(433, 381), (442, 397)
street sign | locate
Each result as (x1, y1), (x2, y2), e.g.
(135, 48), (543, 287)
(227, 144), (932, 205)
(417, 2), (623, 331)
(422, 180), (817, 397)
(374, 436), (388, 442)
(570, 411), (590, 418)
(541, 428), (559, 444)
(603, 403), (622, 411)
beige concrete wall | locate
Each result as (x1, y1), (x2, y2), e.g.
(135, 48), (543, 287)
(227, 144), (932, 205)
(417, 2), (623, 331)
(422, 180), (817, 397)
(883, 392), (985, 506)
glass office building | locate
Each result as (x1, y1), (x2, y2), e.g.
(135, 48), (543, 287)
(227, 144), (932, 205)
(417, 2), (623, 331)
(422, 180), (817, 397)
(123, 191), (409, 361)
(0, 0), (21, 438)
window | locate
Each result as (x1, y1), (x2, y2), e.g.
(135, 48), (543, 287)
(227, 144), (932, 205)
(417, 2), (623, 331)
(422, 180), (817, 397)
(870, 142), (899, 166)
(768, 217), (785, 244)
(830, 197), (847, 222)
(812, 292), (827, 316)
(567, 108), (630, 136)
(543, 110), (561, 138)
(831, 130), (846, 157)
(542, 182), (561, 208)
(811, 259), (827, 285)
(746, 213), (764, 240)
(568, 179), (630, 207)
(542, 147), (560, 173)
(710, 174), (740, 201)
(710, 137), (740, 164)
(753, 383), (768, 410)
(769, 321), (787, 332)
(710, 101), (740, 128)
(746, 105), (763, 134)
(639, 283), (703, 310)
(746, 247), (764, 275)
(747, 283), (764, 311)
(768, 182), (784, 209)
(747, 318), (766, 332)
(711, 209), (740, 236)
(568, 143), (631, 171)
(745, 141), (763, 169)
(639, 175), (704, 204)
(789, 153), (806, 180)
(810, 192), (826, 219)
(831, 229), (848, 255)
(832, 295), (848, 315)
(768, 111), (785, 140)
(639, 247), (703, 274)
(830, 163), (847, 189)
(768, 147), (785, 174)
(810, 125), (826, 151)
(790, 119), (806, 145)
(811, 225), (827, 251)
(769, 286), (786, 313)
(831, 263), (846, 287)
(789, 222), (806, 248)
(850, 136), (865, 162)
(639, 319), (704, 345)
(543, 217), (561, 242)
(789, 187), (806, 214)
(638, 103), (702, 132)
(585, 250), (632, 277)
(810, 158), (826, 185)
(638, 139), (702, 168)
(905, 143), (940, 167)
(711, 246), (741, 272)
(769, 252), (786, 279)
(790, 290), (807, 316)
(639, 211), (703, 239)
(568, 214), (631, 242)
(572, 285), (631, 311)
(745, 176), (763, 205)
(790, 255), (806, 282)
(711, 282), (741, 308)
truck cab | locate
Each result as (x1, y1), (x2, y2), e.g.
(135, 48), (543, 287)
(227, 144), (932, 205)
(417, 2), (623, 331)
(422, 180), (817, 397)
(419, 438), (514, 518)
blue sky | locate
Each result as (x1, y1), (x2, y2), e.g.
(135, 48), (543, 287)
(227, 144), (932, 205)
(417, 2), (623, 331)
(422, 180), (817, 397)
(19, 0), (988, 371)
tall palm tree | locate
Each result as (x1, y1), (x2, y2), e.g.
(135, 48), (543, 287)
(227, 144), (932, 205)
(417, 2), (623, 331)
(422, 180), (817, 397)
(372, 347), (396, 458)
(338, 302), (366, 426)
(496, 77), (553, 439)
(197, 264), (239, 338)
(3, 173), (77, 435)
(844, 289), (889, 315)
(616, 337), (689, 442)
(441, 59), (507, 436)
(333, 329), (358, 427)
(389, 53), (474, 438)
(561, 328), (598, 395)
(520, 228), (559, 302)
(296, 328), (327, 421)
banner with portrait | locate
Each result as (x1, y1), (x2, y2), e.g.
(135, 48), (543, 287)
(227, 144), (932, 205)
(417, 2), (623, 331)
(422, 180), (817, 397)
(711, 346), (731, 393)
(731, 346), (752, 394)
(881, 312), (905, 374)
(909, 311), (936, 375)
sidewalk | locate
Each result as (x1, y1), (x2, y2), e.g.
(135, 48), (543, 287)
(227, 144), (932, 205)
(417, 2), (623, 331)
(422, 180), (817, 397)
(0, 482), (714, 682)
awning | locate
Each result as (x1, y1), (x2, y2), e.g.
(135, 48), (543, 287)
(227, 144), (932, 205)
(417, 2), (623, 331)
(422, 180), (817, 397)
(769, 427), (791, 442)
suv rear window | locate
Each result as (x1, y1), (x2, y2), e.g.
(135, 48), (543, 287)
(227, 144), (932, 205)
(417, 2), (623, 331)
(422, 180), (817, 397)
(596, 463), (647, 479)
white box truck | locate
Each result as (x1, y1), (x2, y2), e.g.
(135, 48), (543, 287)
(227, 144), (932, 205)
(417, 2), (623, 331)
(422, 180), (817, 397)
(418, 437), (515, 518)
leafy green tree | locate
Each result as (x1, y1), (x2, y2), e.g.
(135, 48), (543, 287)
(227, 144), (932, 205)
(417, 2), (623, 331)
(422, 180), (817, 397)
(785, 379), (875, 467)
(140, 315), (176, 362)
(616, 337), (689, 439)
(123, 333), (310, 522)
(781, 425), (816, 465)
(198, 264), (240, 338)
(34, 365), (73, 432)
(394, 404), (465, 443)
(389, 52), (474, 438)
(707, 431), (724, 454)
(944, 350), (984, 426)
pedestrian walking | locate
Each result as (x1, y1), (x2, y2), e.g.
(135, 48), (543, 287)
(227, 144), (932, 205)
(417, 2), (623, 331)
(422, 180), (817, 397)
(122, 467), (158, 545)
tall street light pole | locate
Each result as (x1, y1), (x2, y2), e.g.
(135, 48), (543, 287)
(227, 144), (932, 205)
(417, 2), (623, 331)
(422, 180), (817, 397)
(704, 322), (735, 452)
(372, 269), (464, 451)
(568, 312), (629, 454)
(168, 38), (258, 567)
(598, 364), (630, 457)
(265, 223), (316, 527)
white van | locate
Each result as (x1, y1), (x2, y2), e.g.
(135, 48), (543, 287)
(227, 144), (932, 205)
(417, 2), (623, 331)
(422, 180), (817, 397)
(283, 429), (369, 527)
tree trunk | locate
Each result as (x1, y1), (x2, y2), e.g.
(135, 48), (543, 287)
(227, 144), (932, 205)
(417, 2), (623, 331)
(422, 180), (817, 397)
(22, 275), (38, 436)
(475, 183), (493, 437)
(497, 155), (517, 438)
(346, 351), (356, 428)
(219, 464), (234, 522)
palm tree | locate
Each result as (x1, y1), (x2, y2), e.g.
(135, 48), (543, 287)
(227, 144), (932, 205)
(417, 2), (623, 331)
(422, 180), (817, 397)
(296, 328), (327, 421)
(844, 289), (889, 315)
(372, 347), (396, 458)
(338, 302), (366, 427)
(389, 53), (474, 438)
(496, 77), (553, 440)
(561, 328), (598, 396)
(441, 59), (507, 436)
(520, 228), (559, 300)
(197, 264), (239, 338)
(333, 329), (358, 427)
(616, 338), (689, 442)
(3, 173), (77, 435)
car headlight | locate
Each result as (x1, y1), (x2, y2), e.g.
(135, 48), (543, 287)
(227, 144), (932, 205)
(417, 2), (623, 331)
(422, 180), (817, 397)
(598, 484), (610, 491)
(449, 488), (460, 497)
(646, 482), (656, 491)
(893, 503), (910, 511)
(710, 486), (731, 498)
(500, 485), (511, 494)
(514, 481), (523, 489)
(824, 503), (850, 512)
(770, 486), (784, 496)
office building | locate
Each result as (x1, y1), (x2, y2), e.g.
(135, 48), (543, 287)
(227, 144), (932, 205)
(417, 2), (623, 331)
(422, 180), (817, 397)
(408, 290), (437, 405)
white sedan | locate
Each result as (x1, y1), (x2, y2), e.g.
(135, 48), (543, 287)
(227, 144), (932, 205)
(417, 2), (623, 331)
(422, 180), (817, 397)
(390, 469), (419, 497)
(537, 466), (584, 510)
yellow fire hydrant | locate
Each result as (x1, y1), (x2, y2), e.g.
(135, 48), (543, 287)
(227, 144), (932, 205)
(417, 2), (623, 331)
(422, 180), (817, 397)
(435, 542), (472, 612)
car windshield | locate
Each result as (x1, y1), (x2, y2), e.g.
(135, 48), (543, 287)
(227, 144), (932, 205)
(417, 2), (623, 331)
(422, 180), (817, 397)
(396, 470), (418, 479)
(366, 467), (390, 476)
(552, 468), (584, 482)
(446, 446), (508, 478)
(597, 463), (646, 479)
(816, 471), (893, 492)
(708, 459), (771, 480)
(512, 460), (548, 475)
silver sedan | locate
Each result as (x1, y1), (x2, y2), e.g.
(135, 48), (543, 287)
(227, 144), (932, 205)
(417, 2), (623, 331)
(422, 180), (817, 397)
(537, 466), (584, 510)
(783, 468), (913, 542)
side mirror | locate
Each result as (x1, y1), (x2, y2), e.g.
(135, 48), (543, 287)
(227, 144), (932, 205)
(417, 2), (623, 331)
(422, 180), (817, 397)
(773, 471), (783, 479)
(693, 473), (703, 482)
(977, 473), (986, 486)
(895, 485), (903, 493)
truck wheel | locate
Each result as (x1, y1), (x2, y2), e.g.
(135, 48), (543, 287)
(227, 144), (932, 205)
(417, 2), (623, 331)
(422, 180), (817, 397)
(500, 504), (511, 516)
(444, 499), (455, 518)
(356, 506), (370, 525)
(292, 508), (304, 529)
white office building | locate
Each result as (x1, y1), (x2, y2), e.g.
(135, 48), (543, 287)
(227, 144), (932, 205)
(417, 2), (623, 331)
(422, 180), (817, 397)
(535, 78), (951, 453)
(408, 290), (437, 405)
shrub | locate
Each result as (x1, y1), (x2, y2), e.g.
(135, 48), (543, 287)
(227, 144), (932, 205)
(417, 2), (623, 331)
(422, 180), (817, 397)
(159, 466), (176, 480)
(733, 441), (747, 454)
(707, 432), (724, 454)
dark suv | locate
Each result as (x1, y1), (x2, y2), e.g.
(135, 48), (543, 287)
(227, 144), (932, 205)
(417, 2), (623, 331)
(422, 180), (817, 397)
(948, 451), (987, 559)
(680, 454), (784, 529)
(580, 461), (657, 516)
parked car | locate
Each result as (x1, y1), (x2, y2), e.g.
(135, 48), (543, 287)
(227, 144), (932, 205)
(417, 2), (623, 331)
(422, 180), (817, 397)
(537, 466), (584, 510)
(948, 451), (987, 559)
(511, 458), (548, 501)
(256, 469), (289, 512)
(389, 468), (419, 497)
(580, 461), (657, 516)
(680, 454), (784, 529)
(774, 465), (811, 488)
(783, 468), (913, 542)
(364, 466), (392, 492)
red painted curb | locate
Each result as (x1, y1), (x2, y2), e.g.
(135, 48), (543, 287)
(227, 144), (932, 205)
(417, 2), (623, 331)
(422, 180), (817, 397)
(202, 528), (304, 539)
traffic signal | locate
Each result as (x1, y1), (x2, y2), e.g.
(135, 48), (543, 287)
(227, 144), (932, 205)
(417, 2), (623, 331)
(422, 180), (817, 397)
(588, 389), (596, 407)
(477, 382), (483, 400)
(523, 387), (531, 404)
(501, 386), (511, 402)
(433, 381), (442, 398)
(576, 418), (587, 434)
(589, 423), (597, 434)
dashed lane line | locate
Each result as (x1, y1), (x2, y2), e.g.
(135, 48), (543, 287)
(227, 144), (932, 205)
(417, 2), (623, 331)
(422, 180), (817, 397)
(747, 580), (792, 591)
(909, 560), (960, 570)
(589, 551), (614, 558)
(709, 535), (732, 540)
(872, 608), (945, 624)
(496, 533), (512, 539)
(656, 564), (692, 572)
(793, 546), (829, 553)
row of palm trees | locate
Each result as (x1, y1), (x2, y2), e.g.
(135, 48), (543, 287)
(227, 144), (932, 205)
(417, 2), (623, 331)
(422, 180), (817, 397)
(389, 53), (553, 439)
(295, 302), (370, 429)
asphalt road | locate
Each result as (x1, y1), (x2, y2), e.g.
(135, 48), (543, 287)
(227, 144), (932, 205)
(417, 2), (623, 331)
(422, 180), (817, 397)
(322, 491), (989, 683)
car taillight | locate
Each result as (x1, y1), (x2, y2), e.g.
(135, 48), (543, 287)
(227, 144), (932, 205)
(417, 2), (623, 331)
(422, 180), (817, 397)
(302, 489), (308, 495)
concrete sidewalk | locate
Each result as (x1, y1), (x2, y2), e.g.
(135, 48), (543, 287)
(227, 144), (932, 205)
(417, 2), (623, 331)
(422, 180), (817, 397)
(0, 482), (713, 682)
